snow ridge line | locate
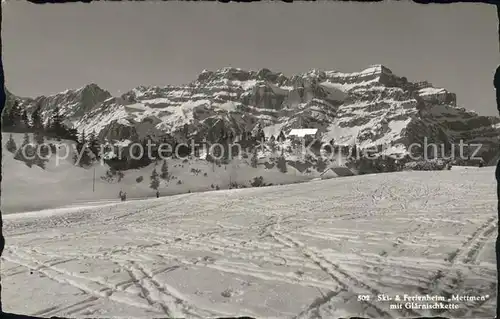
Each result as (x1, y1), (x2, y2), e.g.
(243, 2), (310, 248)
(269, 229), (420, 319)
(104, 201), (168, 222)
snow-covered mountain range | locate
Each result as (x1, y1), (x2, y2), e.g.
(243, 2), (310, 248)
(6, 64), (500, 162)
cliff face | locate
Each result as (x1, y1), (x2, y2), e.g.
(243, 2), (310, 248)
(5, 64), (500, 162)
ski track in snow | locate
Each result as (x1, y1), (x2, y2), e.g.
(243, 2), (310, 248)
(2, 168), (498, 318)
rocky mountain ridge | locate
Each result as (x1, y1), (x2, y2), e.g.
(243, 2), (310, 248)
(5, 64), (500, 162)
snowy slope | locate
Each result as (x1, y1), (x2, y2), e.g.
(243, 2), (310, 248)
(2, 167), (496, 318)
(1, 133), (314, 214)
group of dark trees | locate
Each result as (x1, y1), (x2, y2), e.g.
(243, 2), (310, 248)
(349, 155), (407, 175)
(104, 138), (155, 171)
(175, 124), (270, 166)
(319, 140), (361, 158)
(102, 124), (266, 173)
(101, 166), (125, 183)
(2, 100), (84, 169)
(2, 100), (108, 169)
(149, 160), (170, 191)
(268, 131), (286, 143)
(3, 101), (79, 142)
(347, 153), (468, 174)
(73, 131), (100, 167)
(5, 132), (52, 169)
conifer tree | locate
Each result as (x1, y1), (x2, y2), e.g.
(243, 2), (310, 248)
(5, 134), (17, 153)
(258, 128), (266, 143)
(150, 168), (160, 190)
(351, 144), (359, 159)
(49, 106), (64, 139)
(33, 130), (44, 145)
(67, 127), (79, 143)
(277, 131), (286, 143)
(219, 126), (226, 142)
(73, 131), (93, 167)
(21, 109), (31, 131)
(14, 133), (35, 167)
(9, 101), (23, 132)
(87, 131), (100, 159)
(31, 104), (43, 132)
(139, 138), (153, 167)
(33, 149), (47, 169)
(277, 154), (287, 173)
(33, 130), (49, 169)
(250, 148), (258, 168)
(160, 159), (169, 180)
(2, 107), (14, 131)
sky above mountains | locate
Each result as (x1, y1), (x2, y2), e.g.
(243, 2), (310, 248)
(3, 1), (498, 115)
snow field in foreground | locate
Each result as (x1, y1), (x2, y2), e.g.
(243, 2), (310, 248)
(2, 167), (498, 318)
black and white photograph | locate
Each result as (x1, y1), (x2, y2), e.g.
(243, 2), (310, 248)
(1, 1), (499, 318)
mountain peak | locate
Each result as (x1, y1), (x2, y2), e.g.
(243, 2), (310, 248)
(84, 82), (102, 89)
(357, 64), (393, 75)
(78, 83), (109, 95)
